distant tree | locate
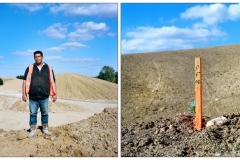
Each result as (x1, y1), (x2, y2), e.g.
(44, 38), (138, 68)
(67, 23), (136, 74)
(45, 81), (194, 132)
(97, 66), (116, 83)
(16, 75), (24, 79)
(115, 71), (118, 84)
(0, 78), (3, 85)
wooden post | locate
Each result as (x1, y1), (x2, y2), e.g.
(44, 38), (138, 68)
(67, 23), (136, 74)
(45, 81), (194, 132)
(195, 57), (202, 131)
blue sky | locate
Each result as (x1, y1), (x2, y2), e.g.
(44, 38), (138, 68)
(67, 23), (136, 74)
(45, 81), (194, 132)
(0, 3), (118, 78)
(121, 3), (240, 54)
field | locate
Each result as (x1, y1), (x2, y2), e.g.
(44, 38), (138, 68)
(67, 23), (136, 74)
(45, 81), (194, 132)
(0, 73), (118, 157)
(121, 44), (240, 125)
(121, 44), (240, 156)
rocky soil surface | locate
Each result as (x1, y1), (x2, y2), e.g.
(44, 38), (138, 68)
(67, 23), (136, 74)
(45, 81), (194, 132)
(121, 112), (240, 157)
(0, 107), (118, 157)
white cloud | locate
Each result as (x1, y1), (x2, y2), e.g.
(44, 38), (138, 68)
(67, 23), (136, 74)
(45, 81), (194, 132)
(0, 56), (4, 59)
(43, 56), (100, 63)
(42, 23), (68, 39)
(61, 58), (100, 63)
(121, 26), (227, 54)
(49, 4), (117, 18)
(121, 3), (240, 54)
(107, 32), (116, 37)
(47, 42), (88, 52)
(228, 4), (240, 20)
(61, 42), (88, 51)
(181, 3), (240, 26)
(193, 22), (208, 29)
(68, 31), (94, 41)
(79, 22), (109, 31)
(44, 56), (63, 60)
(41, 22), (110, 41)
(47, 47), (65, 52)
(61, 42), (87, 48)
(11, 4), (43, 12)
(68, 22), (109, 41)
(11, 50), (36, 56)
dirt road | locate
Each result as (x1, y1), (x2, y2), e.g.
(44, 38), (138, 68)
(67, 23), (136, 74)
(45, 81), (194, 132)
(0, 91), (117, 131)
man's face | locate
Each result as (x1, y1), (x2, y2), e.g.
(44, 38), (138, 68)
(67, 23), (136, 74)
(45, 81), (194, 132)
(34, 53), (43, 64)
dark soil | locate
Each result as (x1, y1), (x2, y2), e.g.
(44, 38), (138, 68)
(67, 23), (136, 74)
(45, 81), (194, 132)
(121, 112), (240, 157)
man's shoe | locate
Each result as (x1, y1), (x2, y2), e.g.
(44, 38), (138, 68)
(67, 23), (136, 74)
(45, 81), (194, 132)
(28, 125), (36, 138)
(42, 123), (52, 136)
(43, 129), (52, 135)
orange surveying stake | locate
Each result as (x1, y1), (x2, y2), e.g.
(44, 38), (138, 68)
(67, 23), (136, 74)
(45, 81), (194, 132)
(195, 57), (202, 131)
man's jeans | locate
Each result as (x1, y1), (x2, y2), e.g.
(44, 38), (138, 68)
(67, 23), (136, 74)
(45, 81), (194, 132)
(29, 98), (49, 125)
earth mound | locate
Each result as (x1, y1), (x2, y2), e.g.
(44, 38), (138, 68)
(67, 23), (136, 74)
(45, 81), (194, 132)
(0, 107), (118, 157)
(55, 73), (117, 100)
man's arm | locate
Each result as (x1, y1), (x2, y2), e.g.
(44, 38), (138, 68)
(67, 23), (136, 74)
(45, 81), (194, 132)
(22, 67), (29, 102)
(22, 80), (27, 102)
(53, 82), (57, 101)
(52, 69), (57, 102)
(54, 82), (57, 95)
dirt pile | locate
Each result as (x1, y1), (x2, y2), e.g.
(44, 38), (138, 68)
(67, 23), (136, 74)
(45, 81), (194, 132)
(0, 73), (118, 100)
(121, 112), (240, 157)
(0, 107), (118, 157)
(0, 78), (22, 93)
(56, 73), (117, 100)
(121, 44), (240, 125)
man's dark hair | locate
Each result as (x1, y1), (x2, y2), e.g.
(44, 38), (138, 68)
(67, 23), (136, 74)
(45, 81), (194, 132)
(34, 50), (43, 57)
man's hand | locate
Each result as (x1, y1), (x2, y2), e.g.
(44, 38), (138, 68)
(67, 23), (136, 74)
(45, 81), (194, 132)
(22, 94), (28, 102)
(51, 95), (57, 102)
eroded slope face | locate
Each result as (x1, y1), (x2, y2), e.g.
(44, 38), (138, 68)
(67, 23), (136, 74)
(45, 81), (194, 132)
(121, 44), (240, 125)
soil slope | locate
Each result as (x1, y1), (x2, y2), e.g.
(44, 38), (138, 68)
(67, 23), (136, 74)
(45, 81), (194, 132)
(121, 44), (240, 125)
(0, 107), (118, 157)
(121, 44), (240, 157)
(55, 73), (117, 100)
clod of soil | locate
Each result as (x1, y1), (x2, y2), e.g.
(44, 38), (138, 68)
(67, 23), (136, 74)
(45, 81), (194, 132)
(121, 112), (240, 157)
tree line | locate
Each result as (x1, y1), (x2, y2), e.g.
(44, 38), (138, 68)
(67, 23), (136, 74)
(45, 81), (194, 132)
(16, 75), (24, 79)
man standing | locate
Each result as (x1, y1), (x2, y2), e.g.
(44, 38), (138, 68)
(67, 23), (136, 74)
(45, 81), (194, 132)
(22, 50), (57, 138)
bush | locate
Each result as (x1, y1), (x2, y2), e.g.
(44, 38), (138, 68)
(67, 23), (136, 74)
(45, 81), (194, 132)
(16, 75), (24, 79)
(97, 66), (117, 83)
(0, 78), (3, 85)
(115, 71), (118, 84)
